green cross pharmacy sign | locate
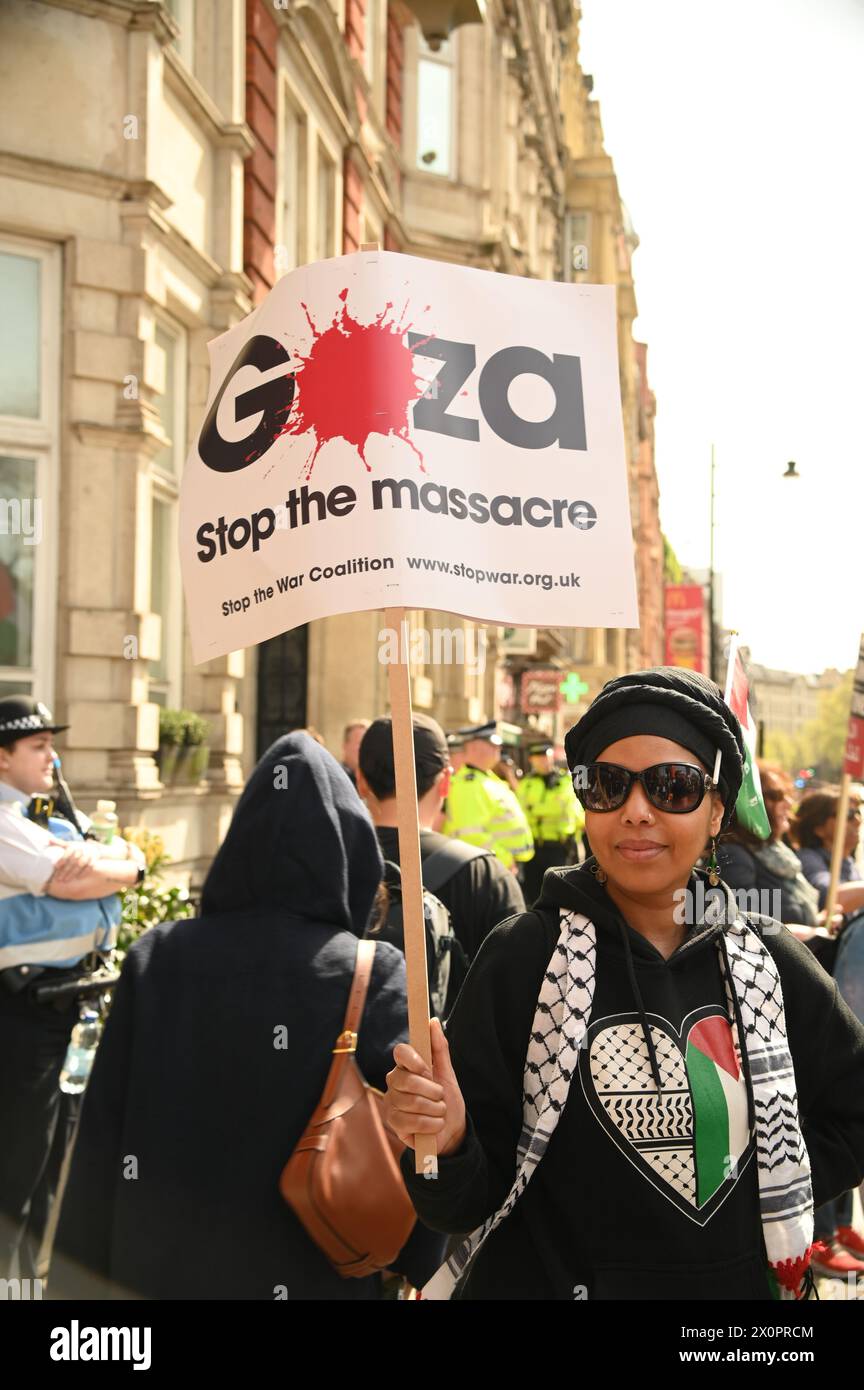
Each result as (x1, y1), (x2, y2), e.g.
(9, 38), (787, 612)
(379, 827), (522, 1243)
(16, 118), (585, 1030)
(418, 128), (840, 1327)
(560, 672), (590, 705)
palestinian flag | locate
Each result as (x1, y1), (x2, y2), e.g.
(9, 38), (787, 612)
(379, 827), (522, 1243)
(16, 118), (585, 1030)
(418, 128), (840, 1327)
(725, 643), (771, 839)
(685, 1017), (750, 1205)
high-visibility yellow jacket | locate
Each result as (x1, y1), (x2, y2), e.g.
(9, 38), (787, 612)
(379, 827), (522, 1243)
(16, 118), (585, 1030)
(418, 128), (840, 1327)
(517, 770), (584, 845)
(443, 764), (534, 871)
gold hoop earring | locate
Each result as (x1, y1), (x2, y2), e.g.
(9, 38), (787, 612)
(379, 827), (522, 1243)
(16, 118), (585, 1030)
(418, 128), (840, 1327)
(590, 860), (607, 886)
(707, 837), (721, 887)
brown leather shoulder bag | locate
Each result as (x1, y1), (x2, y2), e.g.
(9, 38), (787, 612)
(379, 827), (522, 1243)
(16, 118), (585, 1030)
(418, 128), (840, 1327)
(279, 938), (417, 1278)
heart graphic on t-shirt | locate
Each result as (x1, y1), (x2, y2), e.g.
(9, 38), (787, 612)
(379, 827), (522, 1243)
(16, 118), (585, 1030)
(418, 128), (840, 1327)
(579, 1007), (753, 1224)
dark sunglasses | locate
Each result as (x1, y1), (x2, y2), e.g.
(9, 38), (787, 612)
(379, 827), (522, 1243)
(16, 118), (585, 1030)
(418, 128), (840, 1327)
(575, 761), (717, 814)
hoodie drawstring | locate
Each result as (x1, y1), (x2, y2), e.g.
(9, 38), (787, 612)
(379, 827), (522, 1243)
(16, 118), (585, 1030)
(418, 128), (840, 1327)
(616, 916), (664, 1093)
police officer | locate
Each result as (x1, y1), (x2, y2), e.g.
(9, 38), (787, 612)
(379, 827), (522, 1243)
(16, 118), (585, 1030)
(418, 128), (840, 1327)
(443, 722), (534, 875)
(0, 696), (144, 1278)
(446, 732), (466, 775)
(433, 733), (466, 833)
(517, 739), (585, 905)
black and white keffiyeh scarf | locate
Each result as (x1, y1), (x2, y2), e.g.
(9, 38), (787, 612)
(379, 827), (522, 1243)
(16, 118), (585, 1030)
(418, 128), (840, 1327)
(422, 908), (814, 1301)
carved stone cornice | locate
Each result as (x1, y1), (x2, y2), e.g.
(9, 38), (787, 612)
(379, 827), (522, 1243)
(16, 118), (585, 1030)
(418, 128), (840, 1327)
(124, 179), (173, 213)
(36, 0), (178, 44)
(72, 420), (166, 456)
(162, 48), (256, 155)
(0, 153), (244, 301)
(117, 194), (251, 297)
(0, 149), (128, 202)
(503, 7), (566, 202)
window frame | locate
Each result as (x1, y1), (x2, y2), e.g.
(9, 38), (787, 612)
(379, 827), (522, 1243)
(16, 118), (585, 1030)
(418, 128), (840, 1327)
(315, 138), (338, 262)
(414, 34), (458, 181)
(362, 0), (387, 121)
(279, 94), (308, 276)
(0, 234), (60, 705)
(151, 316), (188, 480)
(276, 68), (344, 272)
(166, 0), (196, 73)
(148, 310), (187, 710)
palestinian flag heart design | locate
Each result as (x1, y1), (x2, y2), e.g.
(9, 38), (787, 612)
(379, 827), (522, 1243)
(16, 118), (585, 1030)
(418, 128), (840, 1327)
(580, 1006), (753, 1224)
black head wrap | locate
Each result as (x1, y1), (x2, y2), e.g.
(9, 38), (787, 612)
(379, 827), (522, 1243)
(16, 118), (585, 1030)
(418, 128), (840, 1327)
(564, 667), (745, 827)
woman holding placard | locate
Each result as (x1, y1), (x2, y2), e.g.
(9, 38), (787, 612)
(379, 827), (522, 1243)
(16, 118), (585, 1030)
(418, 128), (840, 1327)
(383, 668), (864, 1300)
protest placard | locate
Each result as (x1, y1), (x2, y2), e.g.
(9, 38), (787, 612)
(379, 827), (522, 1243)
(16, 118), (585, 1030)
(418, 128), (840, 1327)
(180, 250), (639, 1170)
(180, 250), (638, 661)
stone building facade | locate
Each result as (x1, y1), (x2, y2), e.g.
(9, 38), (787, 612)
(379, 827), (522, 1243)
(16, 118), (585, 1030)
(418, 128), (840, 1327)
(748, 663), (846, 742)
(498, 16), (664, 749)
(0, 0), (664, 881)
(0, 0), (254, 883)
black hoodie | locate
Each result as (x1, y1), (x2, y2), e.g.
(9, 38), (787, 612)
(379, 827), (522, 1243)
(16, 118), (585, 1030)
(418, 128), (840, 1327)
(53, 734), (444, 1299)
(401, 863), (864, 1300)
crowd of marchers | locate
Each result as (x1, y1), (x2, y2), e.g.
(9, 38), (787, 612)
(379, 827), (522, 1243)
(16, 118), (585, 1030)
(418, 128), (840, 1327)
(2, 673), (864, 1300)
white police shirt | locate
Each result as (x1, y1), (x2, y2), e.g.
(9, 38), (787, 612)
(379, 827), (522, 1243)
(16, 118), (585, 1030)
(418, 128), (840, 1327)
(0, 780), (119, 970)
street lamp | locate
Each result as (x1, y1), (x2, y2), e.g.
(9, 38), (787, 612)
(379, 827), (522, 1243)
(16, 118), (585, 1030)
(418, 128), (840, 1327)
(400, 0), (486, 49)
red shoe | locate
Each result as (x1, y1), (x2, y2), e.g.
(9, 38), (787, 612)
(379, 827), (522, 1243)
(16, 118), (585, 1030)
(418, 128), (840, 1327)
(810, 1238), (864, 1277)
(836, 1225), (864, 1259)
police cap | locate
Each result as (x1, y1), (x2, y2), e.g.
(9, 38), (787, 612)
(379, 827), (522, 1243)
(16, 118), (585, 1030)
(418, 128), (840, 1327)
(457, 721), (503, 747)
(0, 696), (68, 748)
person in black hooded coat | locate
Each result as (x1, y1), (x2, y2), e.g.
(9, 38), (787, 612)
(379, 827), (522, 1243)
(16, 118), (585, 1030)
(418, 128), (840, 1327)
(50, 732), (439, 1299)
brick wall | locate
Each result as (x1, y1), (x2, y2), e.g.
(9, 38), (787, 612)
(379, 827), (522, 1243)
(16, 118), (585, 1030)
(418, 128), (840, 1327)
(244, 0), (278, 303)
(343, 153), (364, 254)
(244, 1), (405, 269)
(386, 4), (404, 144)
(384, 4), (405, 250)
(345, 0), (366, 63)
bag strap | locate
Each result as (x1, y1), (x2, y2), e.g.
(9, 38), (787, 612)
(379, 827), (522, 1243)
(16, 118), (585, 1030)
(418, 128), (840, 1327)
(422, 841), (488, 894)
(321, 939), (377, 1109)
(336, 938), (376, 1050)
(381, 859), (403, 889)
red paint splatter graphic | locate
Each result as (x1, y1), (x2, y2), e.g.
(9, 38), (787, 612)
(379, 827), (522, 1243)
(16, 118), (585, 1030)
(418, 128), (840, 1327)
(278, 289), (432, 478)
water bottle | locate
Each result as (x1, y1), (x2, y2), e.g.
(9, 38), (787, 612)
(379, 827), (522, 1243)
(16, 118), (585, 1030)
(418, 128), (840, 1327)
(59, 1007), (103, 1094)
(89, 800), (118, 845)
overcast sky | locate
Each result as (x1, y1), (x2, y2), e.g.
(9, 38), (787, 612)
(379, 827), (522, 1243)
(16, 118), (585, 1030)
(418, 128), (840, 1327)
(578, 0), (864, 674)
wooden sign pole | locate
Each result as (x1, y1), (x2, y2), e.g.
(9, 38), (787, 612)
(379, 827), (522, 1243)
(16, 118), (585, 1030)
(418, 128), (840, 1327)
(365, 235), (436, 1174)
(823, 771), (852, 928)
(384, 605), (438, 1177)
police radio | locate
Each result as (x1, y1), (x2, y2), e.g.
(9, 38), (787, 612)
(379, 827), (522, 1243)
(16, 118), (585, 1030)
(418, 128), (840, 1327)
(26, 795), (55, 829)
(26, 757), (89, 836)
(51, 754), (89, 837)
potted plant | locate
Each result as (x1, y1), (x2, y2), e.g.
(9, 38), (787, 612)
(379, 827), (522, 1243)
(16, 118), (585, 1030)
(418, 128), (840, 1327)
(157, 708), (185, 785)
(179, 710), (211, 785)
